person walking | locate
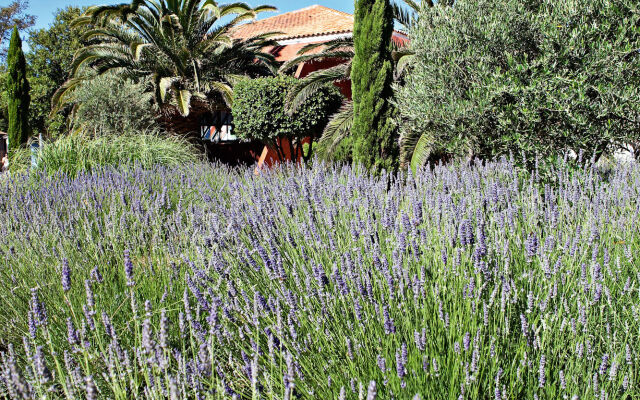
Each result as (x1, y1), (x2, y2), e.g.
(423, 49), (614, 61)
(1, 154), (8, 173)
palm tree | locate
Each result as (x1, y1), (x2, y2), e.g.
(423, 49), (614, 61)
(53, 0), (279, 118)
(279, 0), (435, 157)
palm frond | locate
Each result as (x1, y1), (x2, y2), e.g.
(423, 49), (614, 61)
(280, 50), (354, 74)
(203, 81), (234, 107)
(319, 101), (353, 154)
(66, 0), (280, 117)
(174, 88), (192, 116)
(285, 64), (349, 113)
(51, 77), (87, 115)
(409, 133), (433, 173)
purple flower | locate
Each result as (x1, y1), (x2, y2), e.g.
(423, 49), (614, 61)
(33, 346), (51, 383)
(377, 354), (387, 374)
(383, 305), (395, 334)
(463, 332), (471, 352)
(85, 279), (95, 309)
(525, 232), (538, 260)
(538, 355), (545, 387)
(61, 259), (71, 292)
(83, 304), (96, 331)
(28, 311), (37, 339)
(85, 375), (97, 400)
(124, 249), (135, 287)
(599, 354), (609, 375)
(396, 343), (407, 379)
(366, 380), (377, 400)
(66, 317), (79, 345)
(30, 288), (47, 327)
(91, 266), (103, 283)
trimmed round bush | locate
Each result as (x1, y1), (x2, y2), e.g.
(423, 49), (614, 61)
(232, 76), (342, 159)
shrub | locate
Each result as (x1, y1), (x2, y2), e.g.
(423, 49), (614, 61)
(70, 73), (159, 137)
(396, 0), (640, 168)
(232, 76), (341, 161)
(1, 159), (640, 398)
(10, 134), (200, 177)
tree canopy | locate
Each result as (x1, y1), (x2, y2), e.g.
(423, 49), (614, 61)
(54, 0), (279, 120)
(0, 0), (35, 59)
(396, 0), (640, 169)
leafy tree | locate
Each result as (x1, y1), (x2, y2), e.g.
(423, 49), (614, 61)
(0, 0), (35, 59)
(232, 76), (342, 161)
(350, 0), (398, 172)
(6, 27), (30, 147)
(396, 0), (640, 170)
(26, 7), (86, 138)
(70, 73), (159, 137)
(279, 0), (429, 161)
(54, 0), (278, 120)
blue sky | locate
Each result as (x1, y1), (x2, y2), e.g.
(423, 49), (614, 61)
(27, 0), (355, 31)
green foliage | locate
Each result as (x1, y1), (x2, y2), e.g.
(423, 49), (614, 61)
(26, 6), (86, 138)
(70, 73), (159, 137)
(232, 76), (341, 159)
(351, 0), (399, 172)
(6, 27), (30, 147)
(0, 0), (35, 59)
(0, 68), (8, 132)
(396, 0), (640, 169)
(9, 134), (200, 177)
(55, 0), (278, 119)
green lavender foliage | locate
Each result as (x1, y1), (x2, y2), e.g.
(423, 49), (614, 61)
(351, 0), (399, 172)
(6, 27), (30, 147)
(1, 159), (640, 399)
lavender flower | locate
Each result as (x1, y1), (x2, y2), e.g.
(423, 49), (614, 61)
(61, 259), (71, 292)
(383, 305), (395, 334)
(396, 343), (407, 379)
(124, 249), (135, 287)
(525, 232), (538, 259)
(366, 380), (377, 400)
(538, 355), (546, 387)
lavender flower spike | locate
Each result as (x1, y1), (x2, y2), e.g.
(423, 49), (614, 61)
(61, 259), (71, 292)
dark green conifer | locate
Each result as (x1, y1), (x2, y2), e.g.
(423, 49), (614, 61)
(6, 27), (30, 147)
(350, 0), (398, 172)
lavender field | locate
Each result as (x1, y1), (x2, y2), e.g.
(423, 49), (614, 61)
(0, 159), (639, 399)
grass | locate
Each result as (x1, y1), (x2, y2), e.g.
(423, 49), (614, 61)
(8, 133), (200, 177)
(0, 158), (639, 399)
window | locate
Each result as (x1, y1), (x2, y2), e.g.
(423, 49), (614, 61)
(201, 111), (237, 143)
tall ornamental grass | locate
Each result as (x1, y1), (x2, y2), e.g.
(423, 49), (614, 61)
(0, 159), (639, 399)
(8, 134), (200, 176)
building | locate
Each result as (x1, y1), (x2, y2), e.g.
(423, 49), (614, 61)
(0, 132), (7, 160)
(202, 5), (408, 166)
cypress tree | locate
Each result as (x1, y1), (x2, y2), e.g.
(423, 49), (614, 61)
(350, 0), (398, 172)
(6, 27), (30, 148)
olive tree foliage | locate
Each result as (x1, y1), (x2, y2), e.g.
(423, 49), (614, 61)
(69, 73), (159, 137)
(232, 76), (342, 161)
(395, 0), (640, 170)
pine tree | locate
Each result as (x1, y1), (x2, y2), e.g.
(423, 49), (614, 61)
(350, 0), (398, 172)
(6, 26), (30, 148)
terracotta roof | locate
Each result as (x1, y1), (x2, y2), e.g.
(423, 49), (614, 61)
(232, 5), (354, 41)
